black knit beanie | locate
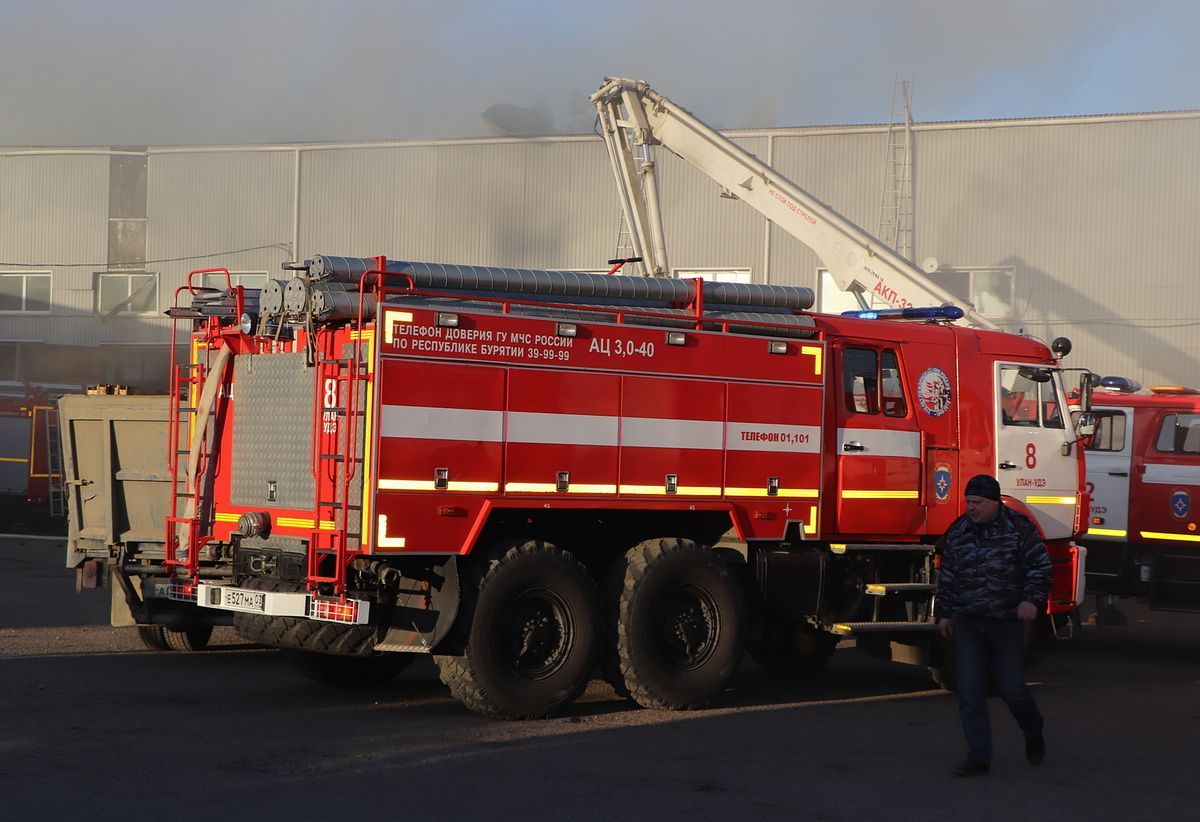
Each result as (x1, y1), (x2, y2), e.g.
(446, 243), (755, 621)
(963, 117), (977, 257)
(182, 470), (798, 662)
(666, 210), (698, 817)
(964, 474), (1001, 501)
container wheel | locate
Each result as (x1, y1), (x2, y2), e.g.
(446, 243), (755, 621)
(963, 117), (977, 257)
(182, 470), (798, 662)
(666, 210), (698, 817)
(603, 537), (745, 710)
(137, 624), (212, 652)
(434, 540), (600, 719)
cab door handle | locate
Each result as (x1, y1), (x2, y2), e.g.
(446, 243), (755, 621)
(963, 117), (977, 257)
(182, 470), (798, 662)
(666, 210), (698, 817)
(1108, 471), (1129, 477)
(998, 461), (1018, 470)
(842, 441), (865, 452)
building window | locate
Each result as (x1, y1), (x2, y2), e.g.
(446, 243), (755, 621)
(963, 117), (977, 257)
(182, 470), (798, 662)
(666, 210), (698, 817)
(0, 272), (51, 313)
(968, 268), (1014, 319)
(200, 271), (268, 291)
(674, 268), (752, 284)
(97, 272), (158, 315)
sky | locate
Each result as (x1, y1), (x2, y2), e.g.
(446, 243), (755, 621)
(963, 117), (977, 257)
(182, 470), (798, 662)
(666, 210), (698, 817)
(1, 0), (1197, 146)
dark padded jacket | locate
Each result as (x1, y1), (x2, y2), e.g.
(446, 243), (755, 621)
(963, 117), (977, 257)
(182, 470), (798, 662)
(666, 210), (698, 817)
(934, 505), (1053, 620)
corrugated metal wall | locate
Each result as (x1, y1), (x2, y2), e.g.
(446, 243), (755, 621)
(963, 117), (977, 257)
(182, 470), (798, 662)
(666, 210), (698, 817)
(2, 113), (1199, 387)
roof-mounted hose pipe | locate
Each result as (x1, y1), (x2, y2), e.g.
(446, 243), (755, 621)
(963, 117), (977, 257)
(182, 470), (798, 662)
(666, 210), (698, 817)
(309, 255), (815, 311)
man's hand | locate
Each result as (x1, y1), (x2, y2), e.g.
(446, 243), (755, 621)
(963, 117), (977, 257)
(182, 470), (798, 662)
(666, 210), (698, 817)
(1017, 601), (1038, 621)
(938, 617), (953, 638)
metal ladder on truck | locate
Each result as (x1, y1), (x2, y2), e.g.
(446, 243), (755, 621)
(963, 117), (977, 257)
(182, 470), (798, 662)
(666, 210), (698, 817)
(306, 284), (375, 602)
(46, 409), (65, 518)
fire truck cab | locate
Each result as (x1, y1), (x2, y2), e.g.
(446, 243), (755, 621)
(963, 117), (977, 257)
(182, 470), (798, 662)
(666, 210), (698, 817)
(1081, 381), (1200, 612)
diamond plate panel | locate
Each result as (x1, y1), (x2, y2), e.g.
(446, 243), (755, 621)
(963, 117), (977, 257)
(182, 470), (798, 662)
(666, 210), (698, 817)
(231, 352), (315, 510)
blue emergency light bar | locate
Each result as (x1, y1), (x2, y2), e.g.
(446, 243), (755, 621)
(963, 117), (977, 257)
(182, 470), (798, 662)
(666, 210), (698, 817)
(841, 306), (965, 321)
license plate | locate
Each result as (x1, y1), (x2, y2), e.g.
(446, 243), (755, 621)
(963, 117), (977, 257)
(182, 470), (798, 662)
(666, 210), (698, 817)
(220, 587), (266, 613)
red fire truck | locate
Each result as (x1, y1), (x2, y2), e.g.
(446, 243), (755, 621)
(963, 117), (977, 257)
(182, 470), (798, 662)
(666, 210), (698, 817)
(0, 388), (61, 522)
(1080, 381), (1200, 613)
(55, 254), (1089, 718)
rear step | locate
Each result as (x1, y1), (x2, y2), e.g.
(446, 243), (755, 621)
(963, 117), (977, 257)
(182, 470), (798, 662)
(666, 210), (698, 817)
(864, 582), (936, 596)
(830, 621), (939, 636)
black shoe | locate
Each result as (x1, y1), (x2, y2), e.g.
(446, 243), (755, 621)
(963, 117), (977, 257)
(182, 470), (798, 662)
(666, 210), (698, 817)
(1025, 734), (1046, 765)
(953, 759), (990, 777)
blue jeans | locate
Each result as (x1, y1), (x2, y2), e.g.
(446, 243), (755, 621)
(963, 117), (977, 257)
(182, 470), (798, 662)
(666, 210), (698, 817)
(954, 615), (1043, 762)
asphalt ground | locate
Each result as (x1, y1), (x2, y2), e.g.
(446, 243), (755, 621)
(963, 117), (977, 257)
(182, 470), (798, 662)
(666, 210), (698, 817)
(3, 532), (1199, 821)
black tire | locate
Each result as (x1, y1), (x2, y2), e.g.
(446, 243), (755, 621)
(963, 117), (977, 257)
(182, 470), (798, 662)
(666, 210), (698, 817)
(163, 624), (213, 652)
(287, 650), (414, 687)
(434, 540), (600, 720)
(137, 626), (170, 651)
(604, 538), (745, 710)
(747, 623), (837, 673)
(138, 624), (212, 652)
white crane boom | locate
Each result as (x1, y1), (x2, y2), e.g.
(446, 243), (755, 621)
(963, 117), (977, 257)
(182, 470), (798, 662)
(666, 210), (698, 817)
(591, 77), (998, 330)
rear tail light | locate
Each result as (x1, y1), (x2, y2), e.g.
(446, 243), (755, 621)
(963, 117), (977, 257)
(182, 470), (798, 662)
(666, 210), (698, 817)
(167, 580), (199, 603)
(309, 597), (363, 623)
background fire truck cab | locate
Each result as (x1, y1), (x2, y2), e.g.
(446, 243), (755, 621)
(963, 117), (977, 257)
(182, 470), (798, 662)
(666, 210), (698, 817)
(1081, 380), (1200, 613)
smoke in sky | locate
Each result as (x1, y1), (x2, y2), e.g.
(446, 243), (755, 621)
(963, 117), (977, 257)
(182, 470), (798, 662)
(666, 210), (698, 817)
(1, 0), (1196, 146)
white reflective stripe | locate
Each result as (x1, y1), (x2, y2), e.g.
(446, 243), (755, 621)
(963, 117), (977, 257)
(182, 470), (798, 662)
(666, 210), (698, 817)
(377, 514), (406, 548)
(507, 411), (618, 446)
(622, 417), (723, 450)
(836, 428), (920, 458)
(1142, 463), (1200, 485)
(380, 405), (503, 442)
(725, 422), (821, 453)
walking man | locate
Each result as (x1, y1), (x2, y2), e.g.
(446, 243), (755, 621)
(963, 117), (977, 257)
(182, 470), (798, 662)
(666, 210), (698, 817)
(936, 473), (1052, 777)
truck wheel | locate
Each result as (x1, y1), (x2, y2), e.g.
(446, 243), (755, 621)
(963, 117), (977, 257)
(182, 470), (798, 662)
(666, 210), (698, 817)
(137, 626), (170, 651)
(434, 540), (600, 719)
(605, 538), (745, 710)
(287, 650), (413, 687)
(138, 624), (213, 652)
(747, 624), (836, 673)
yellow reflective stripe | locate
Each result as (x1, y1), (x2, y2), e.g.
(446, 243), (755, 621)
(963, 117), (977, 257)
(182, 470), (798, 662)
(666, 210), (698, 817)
(866, 584), (887, 594)
(382, 311), (415, 345)
(802, 345), (823, 376)
(842, 490), (919, 499)
(724, 487), (820, 499)
(1087, 528), (1127, 538)
(803, 505), (818, 535)
(378, 479), (499, 492)
(214, 513), (240, 523)
(377, 514), (406, 548)
(618, 485), (723, 496)
(1140, 531), (1200, 543)
(348, 329), (375, 341)
(0, 457), (28, 463)
(504, 482), (620, 494)
(1026, 495), (1077, 505)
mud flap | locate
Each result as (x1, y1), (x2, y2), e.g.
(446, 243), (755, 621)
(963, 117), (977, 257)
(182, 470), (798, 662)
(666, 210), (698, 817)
(374, 556), (461, 653)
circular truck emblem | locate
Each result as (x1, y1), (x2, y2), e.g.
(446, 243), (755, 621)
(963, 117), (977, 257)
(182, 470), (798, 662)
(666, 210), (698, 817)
(917, 367), (953, 417)
(934, 463), (952, 504)
(1171, 489), (1190, 519)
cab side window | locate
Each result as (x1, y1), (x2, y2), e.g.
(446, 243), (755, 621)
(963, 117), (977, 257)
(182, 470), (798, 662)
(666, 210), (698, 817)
(1081, 410), (1127, 452)
(842, 347), (907, 417)
(1155, 414), (1200, 453)
(1000, 366), (1062, 428)
(843, 348), (878, 414)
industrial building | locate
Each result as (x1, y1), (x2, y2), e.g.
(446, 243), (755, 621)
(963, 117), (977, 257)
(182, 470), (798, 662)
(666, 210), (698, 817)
(2, 107), (1198, 391)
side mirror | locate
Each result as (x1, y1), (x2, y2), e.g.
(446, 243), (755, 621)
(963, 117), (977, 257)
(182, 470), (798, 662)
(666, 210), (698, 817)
(1076, 411), (1097, 439)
